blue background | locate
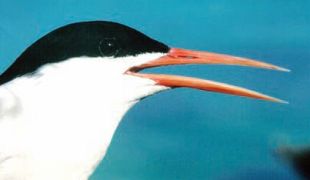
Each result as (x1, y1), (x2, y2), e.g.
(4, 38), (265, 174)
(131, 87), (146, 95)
(1, 0), (309, 179)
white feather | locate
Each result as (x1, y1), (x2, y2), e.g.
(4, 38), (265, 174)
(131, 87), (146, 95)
(0, 53), (169, 180)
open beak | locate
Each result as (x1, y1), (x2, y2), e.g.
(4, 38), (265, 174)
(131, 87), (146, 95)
(126, 48), (289, 103)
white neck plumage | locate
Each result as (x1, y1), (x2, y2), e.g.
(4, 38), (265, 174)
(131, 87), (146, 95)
(0, 54), (168, 180)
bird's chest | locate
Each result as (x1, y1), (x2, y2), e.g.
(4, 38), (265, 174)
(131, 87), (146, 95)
(0, 83), (134, 180)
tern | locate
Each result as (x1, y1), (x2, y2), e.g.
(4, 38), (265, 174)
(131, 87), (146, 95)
(0, 21), (288, 180)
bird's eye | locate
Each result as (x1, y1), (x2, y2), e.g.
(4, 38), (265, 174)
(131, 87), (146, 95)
(99, 38), (119, 57)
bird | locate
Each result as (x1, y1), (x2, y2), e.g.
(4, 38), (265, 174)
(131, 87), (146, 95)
(0, 21), (288, 180)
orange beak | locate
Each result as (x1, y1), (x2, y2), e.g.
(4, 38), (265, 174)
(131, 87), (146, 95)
(127, 48), (289, 103)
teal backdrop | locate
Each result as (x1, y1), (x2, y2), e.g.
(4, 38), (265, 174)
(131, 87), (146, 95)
(1, 0), (309, 179)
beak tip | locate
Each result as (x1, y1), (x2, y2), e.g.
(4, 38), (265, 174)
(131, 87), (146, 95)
(273, 98), (289, 104)
(260, 94), (288, 104)
(274, 66), (291, 72)
(279, 100), (289, 104)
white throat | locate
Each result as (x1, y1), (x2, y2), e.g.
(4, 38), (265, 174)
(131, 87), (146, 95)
(0, 54), (168, 180)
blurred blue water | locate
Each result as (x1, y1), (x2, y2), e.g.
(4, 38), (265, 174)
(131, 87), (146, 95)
(1, 0), (309, 179)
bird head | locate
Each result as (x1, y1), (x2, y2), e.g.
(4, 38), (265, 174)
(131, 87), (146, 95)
(0, 21), (288, 105)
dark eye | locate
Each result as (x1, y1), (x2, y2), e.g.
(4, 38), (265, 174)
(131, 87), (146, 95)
(99, 38), (119, 57)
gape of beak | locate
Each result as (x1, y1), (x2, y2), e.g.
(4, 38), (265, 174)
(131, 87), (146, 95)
(126, 48), (289, 103)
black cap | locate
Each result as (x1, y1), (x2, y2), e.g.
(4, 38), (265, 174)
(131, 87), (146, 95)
(0, 21), (169, 85)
